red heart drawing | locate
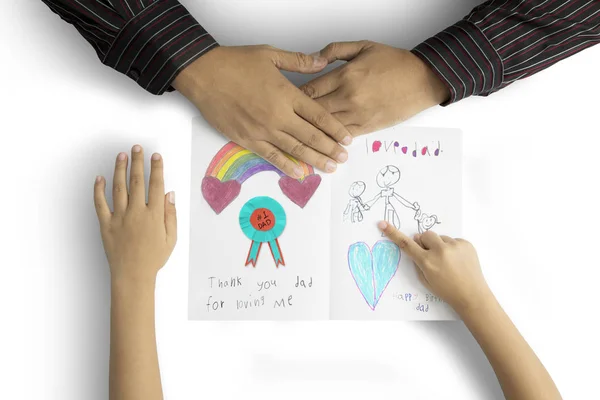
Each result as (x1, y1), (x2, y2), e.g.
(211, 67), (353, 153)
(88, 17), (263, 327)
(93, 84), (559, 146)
(201, 177), (241, 214)
(279, 175), (322, 208)
(401, 146), (408, 154)
(372, 141), (382, 152)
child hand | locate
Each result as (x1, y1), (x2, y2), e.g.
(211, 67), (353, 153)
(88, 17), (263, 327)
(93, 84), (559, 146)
(94, 145), (177, 284)
(378, 221), (492, 314)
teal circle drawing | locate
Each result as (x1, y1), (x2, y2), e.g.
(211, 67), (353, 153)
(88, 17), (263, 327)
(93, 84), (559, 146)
(239, 196), (287, 266)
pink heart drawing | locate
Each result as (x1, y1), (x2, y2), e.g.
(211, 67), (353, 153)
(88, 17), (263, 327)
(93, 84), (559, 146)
(279, 175), (322, 208)
(201, 177), (241, 214)
(401, 146), (408, 154)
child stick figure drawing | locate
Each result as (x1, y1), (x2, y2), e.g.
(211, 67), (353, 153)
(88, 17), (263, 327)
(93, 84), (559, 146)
(366, 166), (419, 231)
(414, 208), (441, 234)
(343, 181), (368, 223)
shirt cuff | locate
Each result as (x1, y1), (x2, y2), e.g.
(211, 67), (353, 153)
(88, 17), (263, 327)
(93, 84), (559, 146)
(103, 0), (218, 95)
(411, 20), (503, 105)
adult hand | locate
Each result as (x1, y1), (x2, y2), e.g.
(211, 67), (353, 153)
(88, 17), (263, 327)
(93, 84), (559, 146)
(173, 46), (352, 178)
(94, 145), (177, 284)
(377, 221), (491, 313)
(301, 41), (450, 136)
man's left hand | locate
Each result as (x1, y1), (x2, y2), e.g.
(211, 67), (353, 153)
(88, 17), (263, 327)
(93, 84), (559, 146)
(301, 41), (450, 136)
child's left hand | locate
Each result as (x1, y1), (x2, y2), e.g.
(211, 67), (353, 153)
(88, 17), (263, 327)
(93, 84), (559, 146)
(94, 145), (177, 284)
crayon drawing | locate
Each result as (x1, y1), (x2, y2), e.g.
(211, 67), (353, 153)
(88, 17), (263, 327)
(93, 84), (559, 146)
(348, 241), (401, 310)
(201, 142), (321, 214)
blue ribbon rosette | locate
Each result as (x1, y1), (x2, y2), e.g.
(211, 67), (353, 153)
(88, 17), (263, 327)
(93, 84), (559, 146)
(239, 196), (287, 267)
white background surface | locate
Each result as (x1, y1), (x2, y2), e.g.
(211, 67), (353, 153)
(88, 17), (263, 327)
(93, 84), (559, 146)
(1, 0), (599, 399)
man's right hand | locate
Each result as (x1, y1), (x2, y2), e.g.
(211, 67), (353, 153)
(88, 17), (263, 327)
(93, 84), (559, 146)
(173, 45), (352, 178)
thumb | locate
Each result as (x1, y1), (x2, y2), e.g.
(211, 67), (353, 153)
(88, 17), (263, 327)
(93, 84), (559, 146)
(271, 49), (328, 73)
(165, 191), (177, 247)
(377, 221), (425, 263)
(317, 41), (372, 63)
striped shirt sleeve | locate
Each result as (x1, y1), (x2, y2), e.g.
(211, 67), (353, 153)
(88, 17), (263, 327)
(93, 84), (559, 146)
(411, 0), (600, 104)
(41, 0), (219, 95)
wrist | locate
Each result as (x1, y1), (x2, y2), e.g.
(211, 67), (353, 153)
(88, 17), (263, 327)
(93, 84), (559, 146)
(411, 53), (450, 105)
(454, 287), (497, 320)
(173, 46), (224, 104)
(111, 273), (157, 293)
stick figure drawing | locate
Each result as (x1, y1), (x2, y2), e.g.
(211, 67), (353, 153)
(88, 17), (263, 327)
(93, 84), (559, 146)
(414, 208), (441, 234)
(342, 165), (441, 235)
(365, 165), (419, 231)
(343, 181), (368, 223)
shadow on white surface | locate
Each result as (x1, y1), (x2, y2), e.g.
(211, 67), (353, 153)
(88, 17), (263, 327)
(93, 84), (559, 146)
(249, 321), (504, 398)
(421, 322), (504, 399)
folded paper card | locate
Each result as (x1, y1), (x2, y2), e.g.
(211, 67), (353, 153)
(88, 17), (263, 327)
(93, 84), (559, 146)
(189, 118), (462, 320)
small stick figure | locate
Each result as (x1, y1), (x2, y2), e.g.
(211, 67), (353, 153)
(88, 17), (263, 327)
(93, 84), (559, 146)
(343, 181), (368, 223)
(414, 208), (441, 234)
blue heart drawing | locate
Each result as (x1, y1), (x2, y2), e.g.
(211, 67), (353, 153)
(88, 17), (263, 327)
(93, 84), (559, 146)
(348, 241), (401, 310)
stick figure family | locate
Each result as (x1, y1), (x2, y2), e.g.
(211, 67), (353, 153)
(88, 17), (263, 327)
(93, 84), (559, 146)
(343, 165), (440, 234)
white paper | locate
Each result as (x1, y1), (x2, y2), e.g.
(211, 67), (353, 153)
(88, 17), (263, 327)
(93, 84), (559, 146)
(188, 118), (331, 320)
(189, 119), (461, 320)
(329, 126), (462, 320)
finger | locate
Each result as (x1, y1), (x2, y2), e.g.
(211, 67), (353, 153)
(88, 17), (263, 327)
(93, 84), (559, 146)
(283, 117), (348, 166)
(415, 265), (431, 290)
(414, 234), (425, 249)
(148, 153), (165, 211)
(300, 69), (341, 99)
(330, 111), (355, 126)
(377, 221), (426, 262)
(346, 125), (366, 137)
(440, 235), (455, 244)
(113, 152), (129, 215)
(294, 96), (353, 146)
(313, 92), (348, 114)
(129, 144), (146, 208)
(317, 41), (372, 63)
(270, 48), (328, 73)
(420, 231), (445, 250)
(94, 176), (111, 226)
(252, 141), (305, 179)
(275, 131), (339, 174)
(164, 191), (177, 248)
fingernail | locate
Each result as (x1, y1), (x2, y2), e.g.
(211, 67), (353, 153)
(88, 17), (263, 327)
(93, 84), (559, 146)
(293, 166), (304, 178)
(132, 145), (141, 153)
(342, 136), (353, 146)
(152, 153), (161, 161)
(168, 191), (176, 205)
(313, 56), (327, 67)
(95, 175), (103, 183)
(117, 152), (126, 161)
(414, 234), (421, 240)
(378, 221), (388, 230)
(337, 151), (348, 163)
(325, 160), (337, 173)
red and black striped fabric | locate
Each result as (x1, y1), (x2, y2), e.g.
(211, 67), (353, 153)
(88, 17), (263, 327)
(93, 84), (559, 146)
(41, 0), (218, 95)
(41, 1), (599, 102)
(412, 0), (600, 104)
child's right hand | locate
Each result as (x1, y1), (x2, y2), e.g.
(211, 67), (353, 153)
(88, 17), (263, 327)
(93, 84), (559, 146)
(378, 221), (492, 314)
(94, 146), (177, 284)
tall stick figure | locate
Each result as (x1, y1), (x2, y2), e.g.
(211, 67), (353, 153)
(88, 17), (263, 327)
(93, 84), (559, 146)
(366, 165), (419, 231)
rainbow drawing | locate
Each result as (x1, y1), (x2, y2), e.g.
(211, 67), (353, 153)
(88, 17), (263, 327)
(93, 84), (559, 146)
(201, 142), (322, 214)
